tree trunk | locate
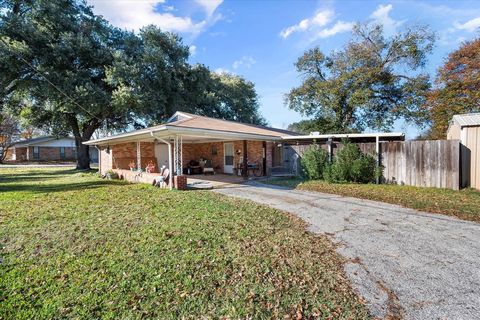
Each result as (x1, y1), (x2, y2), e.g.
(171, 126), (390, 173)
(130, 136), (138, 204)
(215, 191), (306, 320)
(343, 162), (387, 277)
(67, 114), (99, 171)
(75, 137), (91, 170)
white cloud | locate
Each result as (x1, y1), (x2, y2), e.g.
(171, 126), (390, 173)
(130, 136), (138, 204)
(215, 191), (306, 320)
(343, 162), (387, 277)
(214, 67), (231, 74)
(232, 56), (256, 69)
(370, 4), (403, 35)
(280, 10), (334, 38)
(189, 45), (197, 56)
(317, 21), (354, 38)
(162, 5), (175, 12)
(454, 17), (480, 32)
(88, 0), (222, 35)
(195, 0), (223, 17)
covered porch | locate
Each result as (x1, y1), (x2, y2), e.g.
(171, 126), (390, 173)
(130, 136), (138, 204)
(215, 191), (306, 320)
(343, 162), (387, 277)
(88, 128), (277, 189)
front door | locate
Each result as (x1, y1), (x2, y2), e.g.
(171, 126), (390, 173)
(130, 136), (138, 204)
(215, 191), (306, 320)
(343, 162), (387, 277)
(155, 143), (169, 171)
(224, 142), (234, 174)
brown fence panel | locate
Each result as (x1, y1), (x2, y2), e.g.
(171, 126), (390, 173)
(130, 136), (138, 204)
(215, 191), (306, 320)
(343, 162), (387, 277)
(285, 140), (460, 190)
(381, 140), (460, 190)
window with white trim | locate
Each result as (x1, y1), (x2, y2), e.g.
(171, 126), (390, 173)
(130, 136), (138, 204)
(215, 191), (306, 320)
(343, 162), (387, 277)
(33, 146), (40, 159)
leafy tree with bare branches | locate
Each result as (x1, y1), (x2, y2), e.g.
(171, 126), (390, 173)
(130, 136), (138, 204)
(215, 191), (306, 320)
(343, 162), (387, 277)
(286, 23), (435, 133)
(424, 39), (480, 139)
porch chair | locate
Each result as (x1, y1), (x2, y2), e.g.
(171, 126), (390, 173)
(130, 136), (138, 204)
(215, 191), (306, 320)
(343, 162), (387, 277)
(152, 166), (170, 188)
(200, 159), (215, 175)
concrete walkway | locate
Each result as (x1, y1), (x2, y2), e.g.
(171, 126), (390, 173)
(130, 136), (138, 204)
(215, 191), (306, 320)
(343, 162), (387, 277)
(215, 182), (480, 320)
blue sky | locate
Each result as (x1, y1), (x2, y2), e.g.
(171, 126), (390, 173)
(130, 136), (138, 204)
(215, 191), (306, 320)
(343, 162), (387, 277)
(88, 0), (480, 137)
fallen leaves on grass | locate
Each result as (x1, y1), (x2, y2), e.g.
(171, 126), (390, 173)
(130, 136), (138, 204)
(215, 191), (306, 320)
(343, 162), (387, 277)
(0, 168), (369, 319)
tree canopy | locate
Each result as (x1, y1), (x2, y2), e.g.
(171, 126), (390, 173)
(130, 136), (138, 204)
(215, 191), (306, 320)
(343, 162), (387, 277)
(424, 39), (480, 139)
(286, 23), (435, 133)
(0, 0), (264, 169)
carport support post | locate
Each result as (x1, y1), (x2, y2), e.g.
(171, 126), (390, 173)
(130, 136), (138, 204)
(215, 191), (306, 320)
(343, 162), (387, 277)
(243, 140), (248, 180)
(136, 141), (141, 171)
(375, 135), (380, 184)
(327, 138), (333, 163)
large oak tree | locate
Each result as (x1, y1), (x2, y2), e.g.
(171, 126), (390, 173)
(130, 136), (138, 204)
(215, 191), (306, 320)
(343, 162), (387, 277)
(286, 23), (435, 133)
(0, 0), (264, 169)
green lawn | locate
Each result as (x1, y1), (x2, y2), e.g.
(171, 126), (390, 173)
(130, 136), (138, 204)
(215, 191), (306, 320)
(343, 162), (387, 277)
(0, 168), (368, 319)
(262, 177), (480, 223)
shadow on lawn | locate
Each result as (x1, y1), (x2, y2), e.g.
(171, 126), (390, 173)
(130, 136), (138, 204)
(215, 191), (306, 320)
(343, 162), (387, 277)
(0, 179), (124, 194)
(0, 169), (126, 194)
(0, 169), (81, 181)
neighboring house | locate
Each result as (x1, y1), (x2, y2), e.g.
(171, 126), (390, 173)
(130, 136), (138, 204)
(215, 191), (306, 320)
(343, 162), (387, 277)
(4, 136), (98, 163)
(447, 113), (480, 189)
(84, 112), (403, 187)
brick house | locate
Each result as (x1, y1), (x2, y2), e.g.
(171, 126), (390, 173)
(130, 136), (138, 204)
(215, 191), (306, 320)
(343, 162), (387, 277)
(84, 112), (299, 188)
(5, 136), (98, 163)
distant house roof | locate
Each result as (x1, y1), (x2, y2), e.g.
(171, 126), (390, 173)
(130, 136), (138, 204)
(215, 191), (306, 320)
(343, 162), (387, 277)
(85, 111), (298, 145)
(451, 113), (480, 127)
(14, 136), (74, 147)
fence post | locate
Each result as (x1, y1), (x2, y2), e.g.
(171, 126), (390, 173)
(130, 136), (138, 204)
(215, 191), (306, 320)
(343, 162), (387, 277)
(327, 137), (333, 163)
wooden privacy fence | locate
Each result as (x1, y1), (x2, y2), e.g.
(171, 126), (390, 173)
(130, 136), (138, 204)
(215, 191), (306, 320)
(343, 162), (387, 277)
(284, 139), (461, 190)
(380, 140), (460, 190)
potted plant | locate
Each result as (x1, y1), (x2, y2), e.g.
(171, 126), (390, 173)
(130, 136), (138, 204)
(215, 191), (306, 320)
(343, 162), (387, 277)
(105, 169), (119, 180)
(145, 160), (155, 173)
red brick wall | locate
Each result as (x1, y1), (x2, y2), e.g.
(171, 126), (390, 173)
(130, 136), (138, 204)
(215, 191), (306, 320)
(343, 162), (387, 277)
(37, 147), (76, 161)
(100, 139), (273, 176)
(183, 140), (268, 175)
(18, 146), (75, 161)
(182, 142), (225, 172)
(111, 142), (157, 171)
(4, 146), (78, 162)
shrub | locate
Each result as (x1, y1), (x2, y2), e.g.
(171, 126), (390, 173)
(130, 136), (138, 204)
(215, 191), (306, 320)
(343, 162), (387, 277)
(324, 141), (378, 183)
(300, 144), (329, 180)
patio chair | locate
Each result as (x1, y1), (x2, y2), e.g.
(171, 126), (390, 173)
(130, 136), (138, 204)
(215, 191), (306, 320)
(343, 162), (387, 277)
(200, 159), (215, 175)
(152, 166), (170, 188)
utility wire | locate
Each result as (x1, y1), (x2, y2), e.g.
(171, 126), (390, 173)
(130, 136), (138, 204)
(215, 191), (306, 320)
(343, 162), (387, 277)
(0, 37), (103, 122)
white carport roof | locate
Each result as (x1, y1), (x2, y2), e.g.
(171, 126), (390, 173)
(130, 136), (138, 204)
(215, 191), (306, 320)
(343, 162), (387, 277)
(281, 132), (405, 142)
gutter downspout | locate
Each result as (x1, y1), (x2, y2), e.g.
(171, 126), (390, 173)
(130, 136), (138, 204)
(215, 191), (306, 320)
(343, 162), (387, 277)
(151, 132), (173, 190)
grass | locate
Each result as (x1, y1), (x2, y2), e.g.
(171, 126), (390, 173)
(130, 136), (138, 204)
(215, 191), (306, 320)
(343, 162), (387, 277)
(0, 168), (369, 319)
(262, 177), (480, 223)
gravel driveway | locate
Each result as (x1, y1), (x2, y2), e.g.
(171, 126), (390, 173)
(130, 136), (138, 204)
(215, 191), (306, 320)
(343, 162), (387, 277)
(215, 182), (480, 319)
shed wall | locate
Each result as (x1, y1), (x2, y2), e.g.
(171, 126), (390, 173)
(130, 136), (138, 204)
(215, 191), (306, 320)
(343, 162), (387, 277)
(463, 126), (480, 189)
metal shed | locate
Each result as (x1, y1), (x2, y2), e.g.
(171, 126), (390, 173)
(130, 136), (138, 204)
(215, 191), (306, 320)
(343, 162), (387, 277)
(447, 113), (480, 190)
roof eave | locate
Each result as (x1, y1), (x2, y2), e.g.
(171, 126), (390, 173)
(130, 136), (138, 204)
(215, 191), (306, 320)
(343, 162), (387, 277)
(83, 125), (283, 146)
